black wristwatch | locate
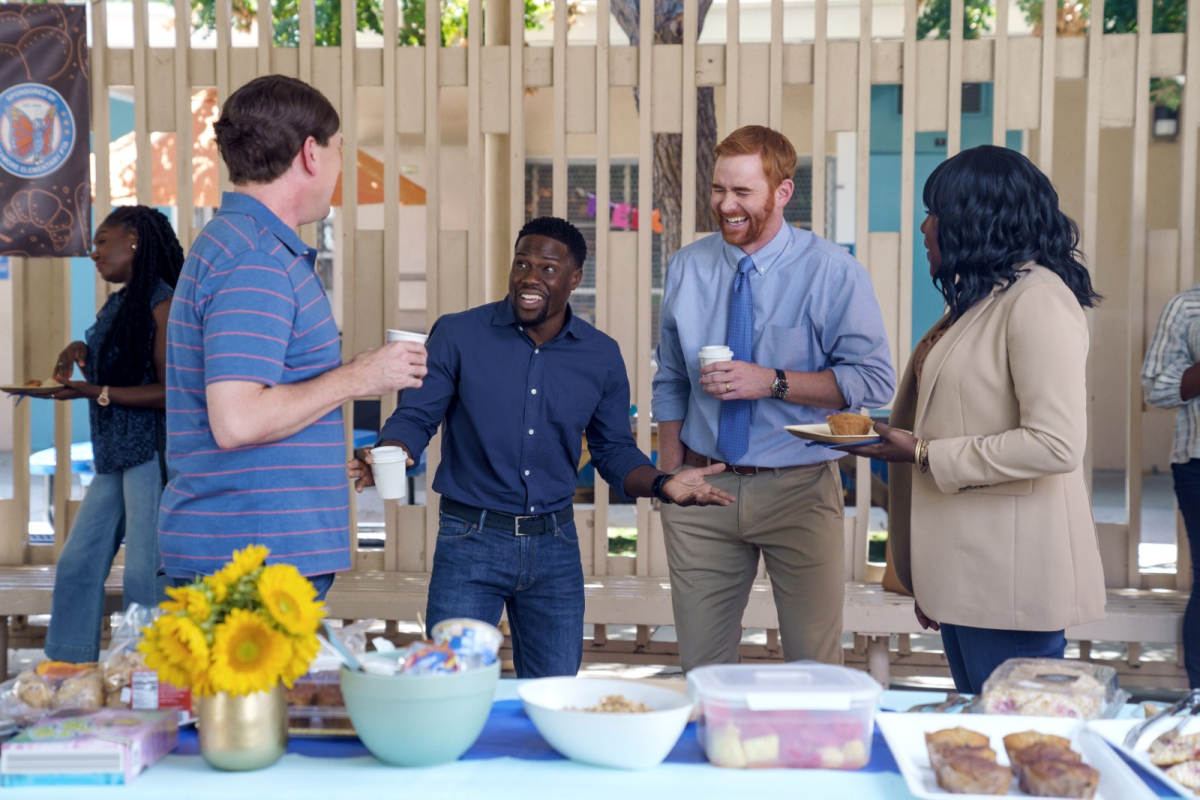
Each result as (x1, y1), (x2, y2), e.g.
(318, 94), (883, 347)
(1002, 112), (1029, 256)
(771, 368), (789, 400)
(651, 473), (675, 504)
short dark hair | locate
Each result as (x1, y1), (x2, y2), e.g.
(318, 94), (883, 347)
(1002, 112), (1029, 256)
(517, 217), (587, 269)
(923, 145), (1101, 318)
(214, 75), (340, 185)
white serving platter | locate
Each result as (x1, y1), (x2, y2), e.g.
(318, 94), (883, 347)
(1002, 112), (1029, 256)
(876, 712), (1156, 800)
(1090, 717), (1197, 799)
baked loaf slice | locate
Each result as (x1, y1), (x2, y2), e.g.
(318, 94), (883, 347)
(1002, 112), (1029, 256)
(935, 756), (1012, 795)
(1018, 758), (1099, 798)
(1010, 743), (1081, 783)
(1003, 731), (1073, 762)
(826, 412), (874, 436)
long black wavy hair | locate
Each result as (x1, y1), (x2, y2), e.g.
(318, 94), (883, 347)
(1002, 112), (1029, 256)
(922, 145), (1100, 320)
(96, 206), (185, 387)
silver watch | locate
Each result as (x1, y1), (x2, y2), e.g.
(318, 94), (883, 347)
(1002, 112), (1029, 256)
(771, 369), (789, 399)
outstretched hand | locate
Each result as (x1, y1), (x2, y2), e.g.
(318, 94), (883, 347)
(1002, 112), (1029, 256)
(660, 463), (736, 507)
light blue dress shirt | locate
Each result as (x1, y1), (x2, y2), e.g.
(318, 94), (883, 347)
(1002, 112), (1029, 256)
(652, 223), (896, 467)
(1143, 282), (1200, 464)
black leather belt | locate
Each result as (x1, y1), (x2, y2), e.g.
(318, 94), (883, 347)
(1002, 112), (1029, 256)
(440, 498), (566, 536)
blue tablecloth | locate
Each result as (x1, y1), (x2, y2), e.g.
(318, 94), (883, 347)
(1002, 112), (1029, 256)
(2, 687), (1183, 799)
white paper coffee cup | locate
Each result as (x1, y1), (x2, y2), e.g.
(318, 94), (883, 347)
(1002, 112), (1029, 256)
(386, 329), (428, 345)
(699, 345), (734, 369)
(371, 446), (408, 501)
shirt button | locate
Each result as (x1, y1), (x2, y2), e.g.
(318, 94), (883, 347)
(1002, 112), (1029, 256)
(524, 470), (530, 476)
(528, 429), (534, 435)
(530, 506), (535, 512)
(518, 326), (524, 331)
(531, 389), (537, 395)
(535, 349), (540, 354)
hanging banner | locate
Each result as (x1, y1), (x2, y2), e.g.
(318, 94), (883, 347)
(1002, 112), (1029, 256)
(0, 4), (90, 257)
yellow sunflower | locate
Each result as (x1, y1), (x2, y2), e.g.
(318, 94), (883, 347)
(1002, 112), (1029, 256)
(257, 564), (325, 637)
(138, 617), (208, 689)
(203, 573), (229, 604)
(162, 586), (212, 625)
(282, 632), (320, 687)
(211, 544), (270, 588)
(209, 609), (291, 696)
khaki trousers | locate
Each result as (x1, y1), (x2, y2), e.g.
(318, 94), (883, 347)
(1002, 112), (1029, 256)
(660, 461), (845, 671)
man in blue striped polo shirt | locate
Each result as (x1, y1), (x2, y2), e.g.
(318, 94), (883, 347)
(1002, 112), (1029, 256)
(162, 76), (427, 598)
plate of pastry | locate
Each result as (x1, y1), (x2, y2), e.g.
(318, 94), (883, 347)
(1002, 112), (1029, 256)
(1089, 716), (1200, 798)
(876, 713), (1154, 799)
(0, 379), (63, 397)
(786, 413), (889, 446)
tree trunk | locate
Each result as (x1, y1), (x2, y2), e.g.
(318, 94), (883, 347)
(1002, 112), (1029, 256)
(609, 0), (718, 263)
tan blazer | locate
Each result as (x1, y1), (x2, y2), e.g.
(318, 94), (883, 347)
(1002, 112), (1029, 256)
(888, 264), (1106, 631)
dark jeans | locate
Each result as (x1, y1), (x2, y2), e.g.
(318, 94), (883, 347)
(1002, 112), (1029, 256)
(1175, 460), (1200, 687)
(940, 623), (1067, 694)
(170, 572), (335, 601)
(425, 508), (584, 678)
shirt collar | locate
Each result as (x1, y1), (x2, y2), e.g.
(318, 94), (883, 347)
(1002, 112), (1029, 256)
(490, 298), (585, 340)
(723, 221), (805, 275)
(217, 192), (312, 258)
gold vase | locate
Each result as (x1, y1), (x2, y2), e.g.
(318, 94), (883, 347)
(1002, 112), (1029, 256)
(197, 683), (287, 771)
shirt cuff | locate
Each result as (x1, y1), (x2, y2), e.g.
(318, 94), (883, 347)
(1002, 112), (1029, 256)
(829, 364), (863, 411)
(651, 395), (689, 422)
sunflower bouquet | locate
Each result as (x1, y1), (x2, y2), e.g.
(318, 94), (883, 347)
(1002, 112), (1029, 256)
(138, 545), (326, 697)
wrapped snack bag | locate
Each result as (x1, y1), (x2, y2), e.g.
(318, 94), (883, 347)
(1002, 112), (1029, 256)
(431, 618), (502, 667)
(403, 644), (459, 675)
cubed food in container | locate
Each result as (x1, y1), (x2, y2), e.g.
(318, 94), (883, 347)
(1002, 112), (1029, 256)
(981, 659), (1122, 720)
(686, 663), (882, 770)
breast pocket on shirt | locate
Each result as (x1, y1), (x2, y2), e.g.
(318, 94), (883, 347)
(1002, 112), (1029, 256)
(757, 324), (818, 372)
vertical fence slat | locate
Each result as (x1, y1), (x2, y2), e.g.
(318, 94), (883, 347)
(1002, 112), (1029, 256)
(812, 0), (828, 238)
(7, 260), (29, 565)
(1039, 0), (1057, 177)
(769, 0), (783, 130)
(424, 0), (445, 572)
(341, 0), (361, 573)
(593, 0), (612, 577)
(726, 0), (739, 130)
(992, 0), (1009, 144)
(947, 0), (963, 155)
(173, 0), (194, 250)
(215, 0), (232, 194)
(899, 0), (916, 360)
(91, 0), (111, 313)
(552, 0), (567, 219)
(133, 0), (151, 206)
(635, 0), (653, 577)
(468, 0), (485, 308)
(381, 0), (401, 573)
(852, 0), (874, 583)
(257, 0), (272, 75)
(682, 0), (698, 244)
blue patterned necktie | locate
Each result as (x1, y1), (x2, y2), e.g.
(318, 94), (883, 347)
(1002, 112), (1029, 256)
(718, 255), (755, 465)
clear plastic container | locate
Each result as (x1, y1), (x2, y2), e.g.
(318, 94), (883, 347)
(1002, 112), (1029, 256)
(686, 663), (882, 769)
(980, 658), (1125, 720)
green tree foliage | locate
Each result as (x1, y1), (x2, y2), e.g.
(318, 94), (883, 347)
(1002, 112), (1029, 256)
(191, 0), (549, 47)
(916, 0), (994, 40)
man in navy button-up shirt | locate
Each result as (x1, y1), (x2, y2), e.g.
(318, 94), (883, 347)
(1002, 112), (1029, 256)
(349, 217), (733, 677)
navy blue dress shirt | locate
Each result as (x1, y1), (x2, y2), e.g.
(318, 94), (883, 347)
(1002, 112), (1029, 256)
(379, 300), (653, 516)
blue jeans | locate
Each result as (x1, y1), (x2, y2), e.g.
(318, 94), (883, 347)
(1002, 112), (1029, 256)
(940, 623), (1067, 694)
(1174, 460), (1200, 687)
(46, 458), (167, 663)
(169, 573), (335, 602)
(425, 507), (584, 678)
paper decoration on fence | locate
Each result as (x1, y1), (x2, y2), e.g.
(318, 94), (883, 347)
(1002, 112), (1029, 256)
(584, 193), (663, 234)
(0, 4), (91, 257)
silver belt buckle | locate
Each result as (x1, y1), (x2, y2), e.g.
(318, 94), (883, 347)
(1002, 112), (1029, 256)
(514, 515), (537, 536)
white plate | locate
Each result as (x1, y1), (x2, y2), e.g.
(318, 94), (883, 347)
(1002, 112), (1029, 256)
(0, 381), (62, 397)
(1090, 717), (1197, 798)
(877, 712), (1156, 800)
(785, 423), (883, 445)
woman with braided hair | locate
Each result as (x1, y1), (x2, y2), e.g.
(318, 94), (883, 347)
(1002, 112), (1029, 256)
(43, 205), (184, 662)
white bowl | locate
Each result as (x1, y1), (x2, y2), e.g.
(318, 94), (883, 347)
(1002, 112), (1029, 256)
(518, 677), (693, 770)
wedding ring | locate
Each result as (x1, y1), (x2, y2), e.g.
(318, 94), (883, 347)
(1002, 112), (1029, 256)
(725, 382), (731, 393)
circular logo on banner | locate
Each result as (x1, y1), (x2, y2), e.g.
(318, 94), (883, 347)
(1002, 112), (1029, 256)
(0, 83), (75, 179)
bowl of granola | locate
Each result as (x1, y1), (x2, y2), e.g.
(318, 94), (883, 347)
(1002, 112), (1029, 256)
(518, 677), (693, 770)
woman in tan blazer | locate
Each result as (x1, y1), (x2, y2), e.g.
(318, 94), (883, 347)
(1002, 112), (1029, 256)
(842, 146), (1106, 693)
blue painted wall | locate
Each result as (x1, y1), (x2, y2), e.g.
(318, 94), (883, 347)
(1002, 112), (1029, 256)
(866, 83), (1023, 347)
(30, 95), (135, 450)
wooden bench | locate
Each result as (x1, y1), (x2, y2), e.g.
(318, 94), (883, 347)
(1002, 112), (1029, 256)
(0, 565), (125, 676)
(1, 567), (1186, 686)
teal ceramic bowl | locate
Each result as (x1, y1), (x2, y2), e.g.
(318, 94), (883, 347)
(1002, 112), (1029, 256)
(339, 657), (500, 767)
